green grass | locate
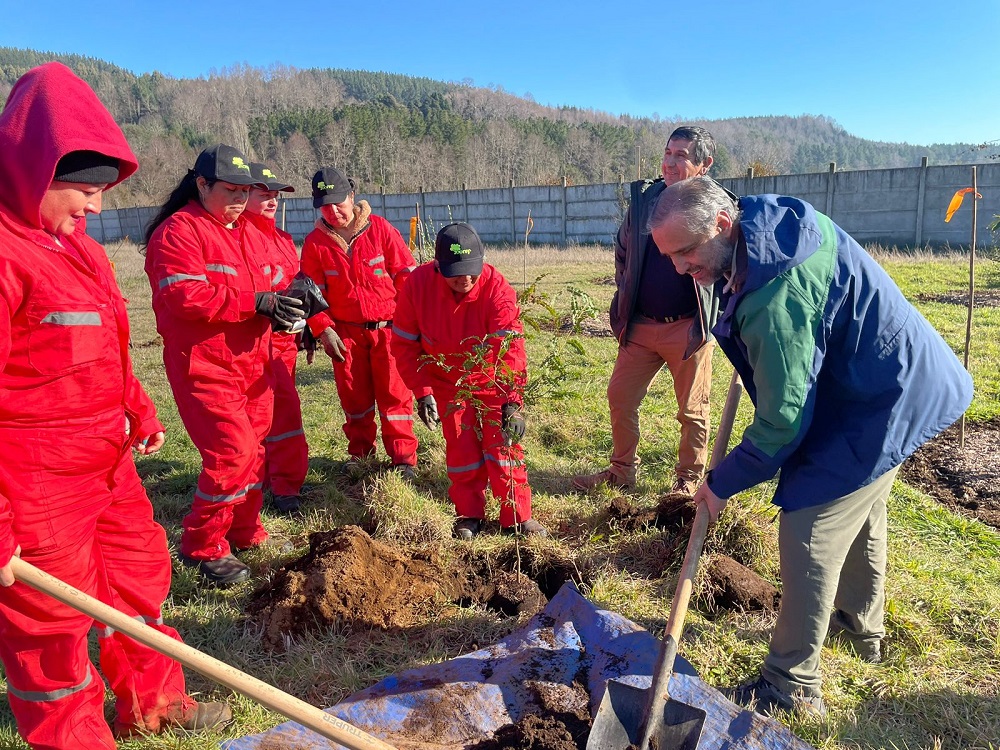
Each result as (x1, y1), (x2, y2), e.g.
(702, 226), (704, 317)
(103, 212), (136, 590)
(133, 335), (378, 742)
(0, 243), (998, 749)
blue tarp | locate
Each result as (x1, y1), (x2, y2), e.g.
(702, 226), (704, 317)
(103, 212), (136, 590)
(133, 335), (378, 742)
(225, 583), (811, 750)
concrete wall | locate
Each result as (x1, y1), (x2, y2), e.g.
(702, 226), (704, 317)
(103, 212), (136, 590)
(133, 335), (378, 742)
(88, 163), (998, 249)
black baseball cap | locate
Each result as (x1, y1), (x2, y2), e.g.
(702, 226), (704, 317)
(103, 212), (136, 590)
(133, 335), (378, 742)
(435, 223), (485, 278)
(249, 162), (294, 192)
(194, 144), (264, 186)
(312, 167), (354, 208)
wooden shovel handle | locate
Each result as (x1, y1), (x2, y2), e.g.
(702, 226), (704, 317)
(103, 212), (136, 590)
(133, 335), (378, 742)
(9, 557), (396, 750)
(638, 370), (743, 749)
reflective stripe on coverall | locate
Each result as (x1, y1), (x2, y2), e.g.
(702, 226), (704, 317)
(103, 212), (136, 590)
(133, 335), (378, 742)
(300, 205), (420, 464)
(392, 262), (532, 525)
(145, 202), (275, 559)
(245, 211), (308, 495)
(0, 61), (195, 748)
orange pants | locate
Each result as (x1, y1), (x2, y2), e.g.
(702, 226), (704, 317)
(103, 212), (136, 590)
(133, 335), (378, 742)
(607, 318), (714, 484)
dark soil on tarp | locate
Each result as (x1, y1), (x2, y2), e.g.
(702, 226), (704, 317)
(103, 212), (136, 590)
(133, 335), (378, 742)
(246, 526), (547, 650)
(899, 418), (1000, 530)
(467, 679), (592, 750)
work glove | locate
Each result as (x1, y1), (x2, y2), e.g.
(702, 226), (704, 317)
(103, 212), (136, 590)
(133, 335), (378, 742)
(501, 402), (526, 446)
(254, 291), (305, 332)
(319, 327), (347, 363)
(416, 395), (440, 430)
(281, 271), (330, 319)
(299, 327), (319, 364)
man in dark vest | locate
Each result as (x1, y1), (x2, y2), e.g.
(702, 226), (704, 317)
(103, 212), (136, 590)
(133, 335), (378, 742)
(573, 126), (720, 495)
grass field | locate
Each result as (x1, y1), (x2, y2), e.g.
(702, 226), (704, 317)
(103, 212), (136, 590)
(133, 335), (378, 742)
(0, 241), (998, 750)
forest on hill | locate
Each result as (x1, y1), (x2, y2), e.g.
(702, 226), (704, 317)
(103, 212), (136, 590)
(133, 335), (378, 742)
(0, 47), (986, 208)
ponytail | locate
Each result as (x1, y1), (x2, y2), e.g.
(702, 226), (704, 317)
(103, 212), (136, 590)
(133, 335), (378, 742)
(143, 170), (212, 248)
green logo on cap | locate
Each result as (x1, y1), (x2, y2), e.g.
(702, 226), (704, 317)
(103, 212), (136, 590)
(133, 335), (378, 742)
(450, 243), (472, 256)
(263, 168), (277, 179)
(317, 180), (332, 191)
(232, 156), (251, 173)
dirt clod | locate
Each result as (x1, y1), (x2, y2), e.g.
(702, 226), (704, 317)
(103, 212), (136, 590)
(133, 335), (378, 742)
(608, 493), (696, 531)
(704, 555), (779, 612)
(469, 714), (580, 750)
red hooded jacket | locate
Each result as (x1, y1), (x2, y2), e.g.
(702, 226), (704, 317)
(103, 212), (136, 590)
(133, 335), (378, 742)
(0, 62), (161, 566)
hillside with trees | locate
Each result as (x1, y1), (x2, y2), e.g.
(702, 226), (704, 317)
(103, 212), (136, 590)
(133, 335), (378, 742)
(0, 47), (985, 208)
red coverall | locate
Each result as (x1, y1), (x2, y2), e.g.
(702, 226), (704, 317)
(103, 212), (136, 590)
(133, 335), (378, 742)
(145, 203), (275, 559)
(392, 263), (533, 526)
(244, 211), (308, 496)
(301, 202), (422, 465)
(0, 62), (195, 748)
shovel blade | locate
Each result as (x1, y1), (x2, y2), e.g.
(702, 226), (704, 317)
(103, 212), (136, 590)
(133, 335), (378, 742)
(587, 679), (706, 750)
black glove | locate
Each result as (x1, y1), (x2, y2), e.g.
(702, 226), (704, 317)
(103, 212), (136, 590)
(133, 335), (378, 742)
(417, 395), (440, 430)
(255, 292), (305, 331)
(281, 271), (330, 318)
(298, 327), (318, 364)
(501, 402), (526, 446)
(319, 327), (347, 362)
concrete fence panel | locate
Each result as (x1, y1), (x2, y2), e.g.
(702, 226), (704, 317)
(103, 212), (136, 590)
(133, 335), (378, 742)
(93, 162), (1000, 249)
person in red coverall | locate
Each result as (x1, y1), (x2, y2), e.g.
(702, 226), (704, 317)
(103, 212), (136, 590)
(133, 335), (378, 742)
(144, 144), (305, 587)
(392, 223), (548, 539)
(301, 166), (422, 481)
(0, 62), (230, 750)
(244, 162), (309, 514)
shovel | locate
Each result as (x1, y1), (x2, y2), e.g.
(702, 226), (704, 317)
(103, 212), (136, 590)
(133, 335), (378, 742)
(588, 371), (743, 750)
(9, 556), (397, 750)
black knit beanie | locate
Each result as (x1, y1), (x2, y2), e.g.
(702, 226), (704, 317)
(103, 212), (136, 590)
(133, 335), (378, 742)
(53, 150), (120, 184)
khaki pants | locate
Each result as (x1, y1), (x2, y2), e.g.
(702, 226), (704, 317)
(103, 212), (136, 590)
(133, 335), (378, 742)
(762, 466), (900, 696)
(607, 318), (713, 484)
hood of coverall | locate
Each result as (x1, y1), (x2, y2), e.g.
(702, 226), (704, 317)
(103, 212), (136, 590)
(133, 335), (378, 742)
(0, 61), (138, 229)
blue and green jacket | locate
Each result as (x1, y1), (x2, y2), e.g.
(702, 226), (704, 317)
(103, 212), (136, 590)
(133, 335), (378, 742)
(707, 195), (973, 511)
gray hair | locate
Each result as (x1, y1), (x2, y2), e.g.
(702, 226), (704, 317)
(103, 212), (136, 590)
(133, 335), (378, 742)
(647, 176), (740, 236)
(668, 126), (716, 167)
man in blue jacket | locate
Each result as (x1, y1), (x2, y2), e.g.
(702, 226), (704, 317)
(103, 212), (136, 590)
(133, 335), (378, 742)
(648, 177), (973, 718)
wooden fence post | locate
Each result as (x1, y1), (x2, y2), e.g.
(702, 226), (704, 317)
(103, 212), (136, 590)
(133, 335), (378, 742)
(825, 162), (836, 216)
(561, 175), (568, 247)
(509, 179), (516, 244)
(915, 156), (929, 248)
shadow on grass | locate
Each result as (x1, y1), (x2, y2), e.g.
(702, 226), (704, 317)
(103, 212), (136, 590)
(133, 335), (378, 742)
(837, 688), (1000, 750)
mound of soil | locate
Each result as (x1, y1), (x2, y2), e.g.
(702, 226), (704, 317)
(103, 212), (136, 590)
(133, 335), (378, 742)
(558, 312), (613, 338)
(469, 679), (591, 750)
(469, 714), (579, 750)
(608, 492), (696, 531)
(899, 418), (1000, 529)
(247, 526), (546, 650)
(916, 289), (1000, 307)
(704, 556), (779, 613)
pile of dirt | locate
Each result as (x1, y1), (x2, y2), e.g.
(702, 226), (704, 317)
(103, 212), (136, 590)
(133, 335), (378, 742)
(247, 526), (547, 650)
(607, 492), (696, 531)
(468, 679), (591, 750)
(915, 289), (1000, 307)
(558, 312), (613, 338)
(704, 556), (780, 612)
(899, 418), (1000, 529)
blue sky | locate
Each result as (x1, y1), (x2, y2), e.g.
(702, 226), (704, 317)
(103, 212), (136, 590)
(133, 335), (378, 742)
(3, 0), (997, 147)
